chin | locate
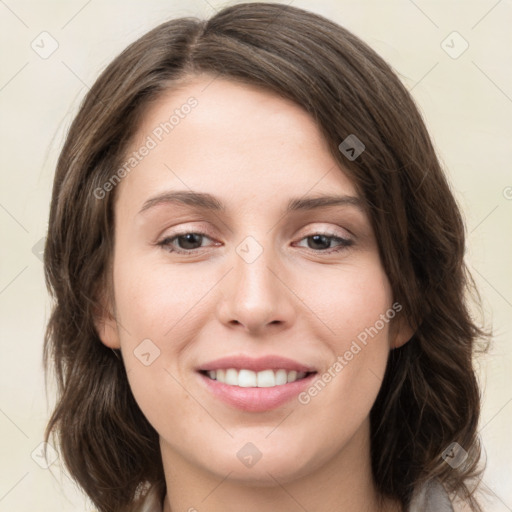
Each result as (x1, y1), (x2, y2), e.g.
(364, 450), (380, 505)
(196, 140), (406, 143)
(200, 445), (318, 486)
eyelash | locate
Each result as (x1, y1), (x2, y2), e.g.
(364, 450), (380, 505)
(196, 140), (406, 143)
(156, 230), (353, 255)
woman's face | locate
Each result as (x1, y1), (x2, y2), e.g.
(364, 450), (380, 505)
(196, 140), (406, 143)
(97, 75), (412, 485)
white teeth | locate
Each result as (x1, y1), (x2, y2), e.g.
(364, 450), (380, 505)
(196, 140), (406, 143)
(225, 368), (238, 385)
(257, 369), (275, 387)
(286, 370), (297, 383)
(238, 369), (257, 387)
(275, 369), (288, 385)
(205, 368), (310, 387)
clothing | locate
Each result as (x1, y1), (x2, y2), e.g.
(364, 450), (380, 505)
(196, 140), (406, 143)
(136, 479), (454, 512)
(408, 479), (455, 511)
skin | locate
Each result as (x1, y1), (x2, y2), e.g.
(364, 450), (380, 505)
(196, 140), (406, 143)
(96, 74), (413, 512)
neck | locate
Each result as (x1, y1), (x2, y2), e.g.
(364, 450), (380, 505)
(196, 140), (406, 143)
(160, 419), (403, 512)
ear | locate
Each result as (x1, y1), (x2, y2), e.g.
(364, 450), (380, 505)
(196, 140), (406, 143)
(389, 314), (415, 350)
(93, 291), (121, 349)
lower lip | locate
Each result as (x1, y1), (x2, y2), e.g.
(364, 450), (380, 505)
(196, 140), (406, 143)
(197, 371), (317, 412)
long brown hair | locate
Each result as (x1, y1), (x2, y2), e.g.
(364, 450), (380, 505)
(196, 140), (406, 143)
(43, 3), (489, 511)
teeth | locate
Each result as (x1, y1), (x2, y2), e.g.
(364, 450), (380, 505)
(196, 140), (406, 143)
(287, 370), (297, 383)
(204, 368), (309, 387)
(238, 369), (257, 387)
(257, 369), (275, 387)
(225, 368), (238, 385)
(275, 369), (288, 385)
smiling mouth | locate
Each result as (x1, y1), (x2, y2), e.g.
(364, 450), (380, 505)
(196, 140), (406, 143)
(199, 368), (316, 388)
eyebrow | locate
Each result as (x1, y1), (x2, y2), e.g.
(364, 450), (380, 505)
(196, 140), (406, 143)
(138, 190), (365, 215)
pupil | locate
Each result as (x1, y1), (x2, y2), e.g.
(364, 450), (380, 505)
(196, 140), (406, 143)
(179, 233), (202, 249)
(310, 234), (330, 250)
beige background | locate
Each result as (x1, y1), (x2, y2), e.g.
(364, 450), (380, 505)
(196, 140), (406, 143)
(0, 0), (511, 511)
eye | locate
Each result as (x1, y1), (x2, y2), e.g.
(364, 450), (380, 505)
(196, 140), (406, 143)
(156, 230), (353, 255)
(156, 232), (217, 254)
(294, 232), (353, 253)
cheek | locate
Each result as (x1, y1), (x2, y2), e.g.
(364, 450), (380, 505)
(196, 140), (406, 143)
(299, 259), (393, 416)
(112, 257), (202, 428)
(306, 256), (393, 341)
(113, 251), (207, 342)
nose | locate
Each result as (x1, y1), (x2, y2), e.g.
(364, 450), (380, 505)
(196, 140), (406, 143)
(216, 239), (296, 335)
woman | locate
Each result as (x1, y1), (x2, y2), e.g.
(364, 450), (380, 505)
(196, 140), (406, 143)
(42, 3), (488, 511)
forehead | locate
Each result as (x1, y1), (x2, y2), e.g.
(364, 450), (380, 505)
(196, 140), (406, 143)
(115, 75), (358, 215)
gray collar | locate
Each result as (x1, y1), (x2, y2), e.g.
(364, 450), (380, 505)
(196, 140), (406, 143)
(137, 479), (454, 511)
(408, 480), (454, 512)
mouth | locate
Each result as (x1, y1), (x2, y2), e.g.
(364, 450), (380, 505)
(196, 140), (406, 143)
(198, 368), (316, 388)
(196, 355), (318, 412)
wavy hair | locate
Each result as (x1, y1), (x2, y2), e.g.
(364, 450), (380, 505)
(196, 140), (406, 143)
(43, 3), (489, 511)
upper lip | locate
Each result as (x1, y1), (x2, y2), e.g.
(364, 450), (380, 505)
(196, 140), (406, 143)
(197, 355), (317, 373)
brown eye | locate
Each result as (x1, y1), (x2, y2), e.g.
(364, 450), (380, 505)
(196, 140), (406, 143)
(157, 232), (215, 253)
(295, 232), (353, 253)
